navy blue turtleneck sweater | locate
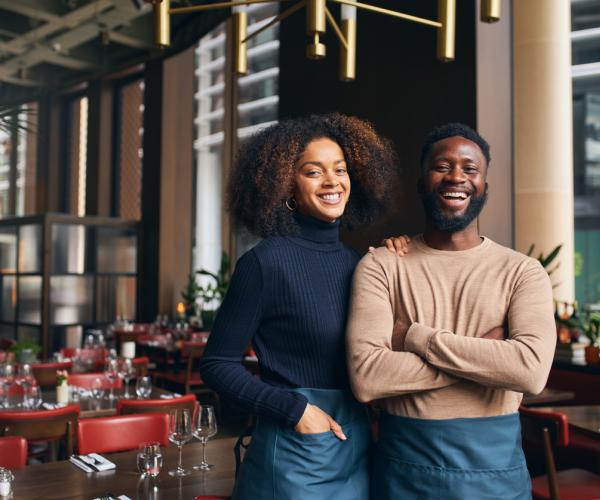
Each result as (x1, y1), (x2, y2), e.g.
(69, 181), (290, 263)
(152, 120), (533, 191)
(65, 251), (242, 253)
(199, 214), (359, 427)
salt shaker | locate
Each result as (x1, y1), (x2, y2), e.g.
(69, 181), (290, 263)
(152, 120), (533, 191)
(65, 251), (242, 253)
(0, 467), (14, 497)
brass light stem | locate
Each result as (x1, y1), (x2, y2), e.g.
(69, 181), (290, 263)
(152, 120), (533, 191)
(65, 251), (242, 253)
(170, 0), (290, 15)
(339, 17), (356, 81)
(330, 0), (441, 28)
(325, 8), (348, 49)
(233, 11), (248, 75)
(306, 0), (326, 59)
(436, 0), (455, 62)
(242, 1), (306, 44)
(480, 0), (501, 23)
(154, 0), (170, 48)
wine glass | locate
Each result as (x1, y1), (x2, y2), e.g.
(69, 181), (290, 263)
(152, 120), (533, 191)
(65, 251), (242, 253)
(15, 364), (33, 408)
(168, 408), (192, 477)
(135, 376), (152, 399)
(0, 364), (14, 408)
(120, 358), (136, 399)
(192, 405), (218, 470)
(104, 359), (119, 400)
(137, 441), (163, 477)
(24, 385), (42, 409)
(91, 377), (105, 400)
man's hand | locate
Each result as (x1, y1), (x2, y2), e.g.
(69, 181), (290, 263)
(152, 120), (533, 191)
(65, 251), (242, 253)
(369, 235), (411, 256)
(295, 404), (347, 440)
(482, 325), (509, 341)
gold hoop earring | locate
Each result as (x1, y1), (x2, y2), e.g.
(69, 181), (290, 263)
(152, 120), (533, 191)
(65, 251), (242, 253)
(285, 198), (297, 211)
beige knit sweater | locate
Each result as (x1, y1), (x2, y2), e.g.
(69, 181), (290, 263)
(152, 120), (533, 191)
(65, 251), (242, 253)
(346, 235), (556, 419)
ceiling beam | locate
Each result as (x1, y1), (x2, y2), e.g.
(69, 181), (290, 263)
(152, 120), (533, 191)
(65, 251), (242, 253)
(0, 0), (64, 23)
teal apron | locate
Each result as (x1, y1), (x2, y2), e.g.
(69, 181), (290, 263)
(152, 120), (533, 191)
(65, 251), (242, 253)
(232, 388), (371, 500)
(373, 412), (531, 500)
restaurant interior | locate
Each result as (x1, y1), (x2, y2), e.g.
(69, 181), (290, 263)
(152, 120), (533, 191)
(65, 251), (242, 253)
(0, 0), (599, 498)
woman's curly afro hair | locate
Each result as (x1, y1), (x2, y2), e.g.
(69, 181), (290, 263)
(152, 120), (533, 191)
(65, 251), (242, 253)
(229, 113), (398, 237)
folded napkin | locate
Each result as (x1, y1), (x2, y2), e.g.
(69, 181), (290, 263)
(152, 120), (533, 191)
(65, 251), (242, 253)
(42, 402), (66, 410)
(70, 454), (116, 472)
(159, 393), (182, 399)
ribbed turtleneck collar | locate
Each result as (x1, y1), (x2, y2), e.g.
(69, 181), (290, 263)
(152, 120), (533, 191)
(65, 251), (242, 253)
(287, 212), (342, 250)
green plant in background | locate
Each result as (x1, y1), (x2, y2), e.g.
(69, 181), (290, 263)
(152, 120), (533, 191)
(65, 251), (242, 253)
(0, 105), (35, 134)
(9, 339), (41, 363)
(584, 312), (600, 347)
(527, 243), (562, 288)
(180, 252), (231, 329)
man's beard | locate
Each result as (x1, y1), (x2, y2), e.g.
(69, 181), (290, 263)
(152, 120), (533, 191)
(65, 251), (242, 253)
(420, 187), (488, 233)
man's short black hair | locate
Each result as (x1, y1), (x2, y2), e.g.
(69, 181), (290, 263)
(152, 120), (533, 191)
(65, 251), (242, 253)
(420, 123), (491, 167)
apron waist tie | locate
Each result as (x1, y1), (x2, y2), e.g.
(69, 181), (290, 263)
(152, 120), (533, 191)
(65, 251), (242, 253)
(234, 426), (255, 478)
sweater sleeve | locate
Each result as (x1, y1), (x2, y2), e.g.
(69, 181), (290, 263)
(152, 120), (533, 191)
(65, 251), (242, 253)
(199, 250), (308, 427)
(404, 259), (556, 395)
(346, 253), (458, 403)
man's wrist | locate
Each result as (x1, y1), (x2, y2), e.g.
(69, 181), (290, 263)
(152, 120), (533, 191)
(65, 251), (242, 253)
(404, 322), (437, 358)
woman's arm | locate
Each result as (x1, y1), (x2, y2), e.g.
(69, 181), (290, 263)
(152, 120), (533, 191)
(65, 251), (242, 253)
(199, 251), (308, 427)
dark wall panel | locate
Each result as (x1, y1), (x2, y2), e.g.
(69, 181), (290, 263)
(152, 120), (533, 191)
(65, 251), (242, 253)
(279, 0), (476, 253)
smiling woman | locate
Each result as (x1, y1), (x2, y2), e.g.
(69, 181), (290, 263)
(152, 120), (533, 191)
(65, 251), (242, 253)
(200, 113), (398, 500)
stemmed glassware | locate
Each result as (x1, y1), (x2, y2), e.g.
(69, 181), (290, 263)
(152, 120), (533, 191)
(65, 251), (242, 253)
(120, 358), (136, 399)
(0, 365), (14, 408)
(91, 377), (105, 401)
(135, 376), (152, 399)
(15, 364), (33, 408)
(168, 408), (192, 477)
(104, 359), (119, 400)
(192, 405), (218, 471)
(24, 385), (42, 409)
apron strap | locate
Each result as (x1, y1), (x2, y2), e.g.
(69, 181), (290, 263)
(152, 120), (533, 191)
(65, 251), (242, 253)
(234, 425), (255, 478)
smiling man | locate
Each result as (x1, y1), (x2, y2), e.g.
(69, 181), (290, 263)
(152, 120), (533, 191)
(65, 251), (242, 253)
(346, 123), (556, 499)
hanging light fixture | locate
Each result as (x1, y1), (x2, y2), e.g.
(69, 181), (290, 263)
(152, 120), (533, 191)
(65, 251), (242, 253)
(148, 0), (501, 81)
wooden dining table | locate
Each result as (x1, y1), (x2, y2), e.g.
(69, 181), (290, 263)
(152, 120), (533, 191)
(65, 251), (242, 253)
(10, 438), (237, 499)
(535, 405), (600, 438)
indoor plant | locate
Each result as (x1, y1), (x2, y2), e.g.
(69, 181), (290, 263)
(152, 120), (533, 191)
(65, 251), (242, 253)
(196, 252), (230, 330)
(583, 312), (600, 365)
(9, 340), (41, 364)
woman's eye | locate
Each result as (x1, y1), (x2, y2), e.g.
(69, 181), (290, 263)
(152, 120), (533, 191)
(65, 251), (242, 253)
(306, 170), (320, 177)
(336, 168), (347, 175)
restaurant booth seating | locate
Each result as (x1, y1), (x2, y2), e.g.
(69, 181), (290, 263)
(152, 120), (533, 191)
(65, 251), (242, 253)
(116, 393), (196, 415)
(519, 406), (600, 500)
(0, 404), (80, 460)
(0, 436), (27, 468)
(77, 414), (169, 455)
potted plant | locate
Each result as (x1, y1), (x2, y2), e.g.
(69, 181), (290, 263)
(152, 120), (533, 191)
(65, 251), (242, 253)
(181, 273), (200, 319)
(583, 312), (600, 365)
(196, 252), (230, 330)
(9, 339), (41, 364)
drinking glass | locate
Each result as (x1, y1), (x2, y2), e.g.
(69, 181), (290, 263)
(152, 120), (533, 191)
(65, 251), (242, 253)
(24, 385), (42, 409)
(120, 358), (136, 399)
(135, 376), (152, 399)
(91, 377), (105, 400)
(168, 409), (192, 477)
(104, 359), (119, 400)
(0, 365), (14, 408)
(192, 405), (218, 471)
(15, 364), (33, 408)
(137, 442), (163, 477)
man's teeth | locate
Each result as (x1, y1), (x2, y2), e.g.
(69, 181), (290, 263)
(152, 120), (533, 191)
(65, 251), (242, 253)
(441, 192), (468, 200)
(320, 193), (341, 201)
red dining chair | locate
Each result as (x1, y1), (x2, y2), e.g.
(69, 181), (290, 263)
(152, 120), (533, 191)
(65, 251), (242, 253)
(67, 373), (123, 390)
(132, 356), (149, 377)
(116, 393), (197, 416)
(77, 414), (169, 455)
(59, 347), (78, 359)
(31, 361), (72, 388)
(0, 404), (80, 459)
(0, 436), (28, 468)
(519, 406), (600, 500)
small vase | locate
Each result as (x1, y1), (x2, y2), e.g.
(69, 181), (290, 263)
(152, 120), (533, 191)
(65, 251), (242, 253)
(584, 345), (600, 365)
(56, 383), (69, 404)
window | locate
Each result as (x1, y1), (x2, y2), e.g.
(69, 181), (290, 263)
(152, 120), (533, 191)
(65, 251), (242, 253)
(64, 95), (88, 216)
(572, 0), (600, 306)
(192, 6), (280, 277)
(0, 103), (38, 218)
(114, 78), (144, 220)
